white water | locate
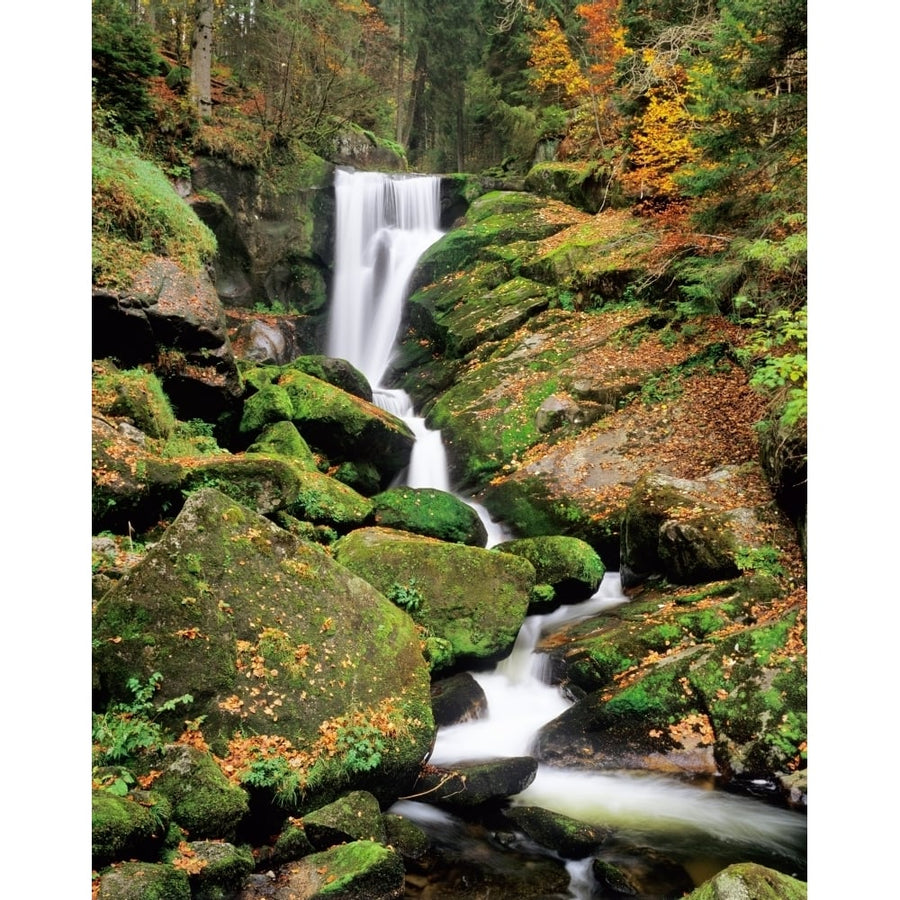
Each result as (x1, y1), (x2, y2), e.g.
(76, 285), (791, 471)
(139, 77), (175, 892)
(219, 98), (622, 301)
(326, 171), (806, 894)
(326, 168), (511, 543)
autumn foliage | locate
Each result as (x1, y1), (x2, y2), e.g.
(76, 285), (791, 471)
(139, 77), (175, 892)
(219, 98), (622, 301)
(527, 16), (588, 108)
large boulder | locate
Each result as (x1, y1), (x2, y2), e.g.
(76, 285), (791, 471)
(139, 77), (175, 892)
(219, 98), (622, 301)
(92, 489), (435, 812)
(332, 527), (535, 672)
(240, 367), (415, 489)
(684, 863), (807, 900)
(621, 466), (781, 588)
(494, 535), (605, 606)
(371, 487), (488, 546)
(93, 256), (243, 419)
(534, 577), (807, 789)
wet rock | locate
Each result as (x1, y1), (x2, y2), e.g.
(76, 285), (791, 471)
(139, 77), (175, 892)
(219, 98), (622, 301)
(684, 862), (807, 899)
(430, 673), (488, 727)
(303, 791), (387, 849)
(503, 805), (609, 859)
(411, 757), (538, 809)
(181, 840), (255, 899)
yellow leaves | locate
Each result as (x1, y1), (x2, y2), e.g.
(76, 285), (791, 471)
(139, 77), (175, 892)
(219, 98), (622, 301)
(175, 627), (203, 640)
(527, 16), (589, 107)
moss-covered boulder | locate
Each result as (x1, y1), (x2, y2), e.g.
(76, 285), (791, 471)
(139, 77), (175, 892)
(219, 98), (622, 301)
(246, 420), (319, 469)
(303, 790), (387, 849)
(150, 744), (250, 841)
(180, 454), (303, 515)
(265, 817), (315, 866)
(534, 577), (807, 786)
(524, 161), (626, 213)
(621, 467), (778, 587)
(175, 840), (255, 899)
(684, 863), (807, 900)
(92, 489), (436, 812)
(274, 368), (415, 488)
(332, 527), (535, 672)
(92, 788), (172, 868)
(285, 469), (375, 529)
(494, 535), (605, 606)
(266, 841), (406, 899)
(96, 861), (191, 900)
(92, 415), (184, 533)
(286, 355), (374, 402)
(371, 487), (487, 546)
(239, 383), (296, 436)
(93, 362), (177, 439)
(503, 805), (609, 859)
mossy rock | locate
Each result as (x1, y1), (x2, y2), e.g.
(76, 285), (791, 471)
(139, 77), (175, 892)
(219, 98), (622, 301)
(523, 161), (627, 213)
(92, 788), (172, 868)
(383, 813), (430, 860)
(503, 805), (609, 859)
(239, 383), (295, 437)
(621, 469), (775, 587)
(519, 208), (657, 298)
(371, 487), (487, 546)
(93, 489), (435, 811)
(408, 191), (585, 294)
(332, 527), (535, 672)
(494, 535), (605, 605)
(93, 362), (177, 439)
(92, 416), (185, 533)
(533, 580), (806, 783)
(150, 744), (250, 841)
(285, 355), (373, 402)
(684, 863), (807, 900)
(96, 861), (191, 900)
(285, 469), (375, 529)
(180, 453), (303, 515)
(268, 817), (315, 866)
(176, 841), (255, 900)
(303, 790), (387, 849)
(275, 840), (406, 899)
(276, 368), (415, 488)
(246, 420), (319, 470)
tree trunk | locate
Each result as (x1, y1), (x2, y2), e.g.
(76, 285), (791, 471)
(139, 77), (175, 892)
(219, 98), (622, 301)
(395, 0), (405, 145)
(190, 0), (214, 120)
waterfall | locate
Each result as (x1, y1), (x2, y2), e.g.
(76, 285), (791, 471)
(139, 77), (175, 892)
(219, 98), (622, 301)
(327, 168), (510, 542)
(325, 170), (806, 896)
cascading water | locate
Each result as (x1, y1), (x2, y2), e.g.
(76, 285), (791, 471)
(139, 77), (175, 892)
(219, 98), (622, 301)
(325, 170), (806, 897)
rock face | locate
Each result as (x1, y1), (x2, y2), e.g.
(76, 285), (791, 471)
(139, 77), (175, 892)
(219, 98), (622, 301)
(92, 488), (435, 810)
(535, 575), (806, 784)
(93, 257), (243, 420)
(190, 154), (335, 317)
(332, 527), (535, 672)
(621, 467), (777, 588)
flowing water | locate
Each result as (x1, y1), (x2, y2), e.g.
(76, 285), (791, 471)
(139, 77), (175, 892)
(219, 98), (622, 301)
(325, 170), (807, 897)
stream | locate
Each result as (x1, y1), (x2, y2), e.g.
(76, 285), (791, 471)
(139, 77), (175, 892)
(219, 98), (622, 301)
(324, 169), (807, 897)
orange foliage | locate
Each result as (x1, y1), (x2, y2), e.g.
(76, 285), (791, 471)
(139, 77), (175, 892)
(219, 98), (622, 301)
(576, 0), (627, 93)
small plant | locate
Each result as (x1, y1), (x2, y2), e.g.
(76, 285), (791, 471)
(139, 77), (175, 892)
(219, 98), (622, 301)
(386, 578), (424, 614)
(734, 545), (785, 578)
(92, 672), (194, 766)
(241, 755), (302, 807)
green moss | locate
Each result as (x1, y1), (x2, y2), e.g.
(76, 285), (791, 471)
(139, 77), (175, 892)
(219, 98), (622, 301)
(93, 364), (177, 440)
(96, 861), (191, 900)
(239, 384), (295, 437)
(306, 841), (405, 896)
(93, 139), (217, 287)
